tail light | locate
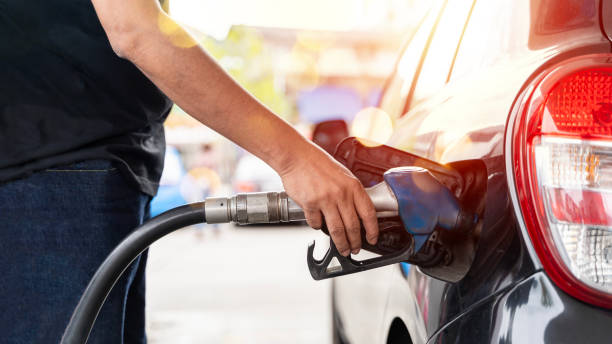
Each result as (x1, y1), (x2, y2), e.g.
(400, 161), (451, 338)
(511, 55), (612, 309)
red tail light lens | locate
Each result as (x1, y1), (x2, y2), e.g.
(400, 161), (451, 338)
(512, 55), (612, 309)
(542, 69), (612, 136)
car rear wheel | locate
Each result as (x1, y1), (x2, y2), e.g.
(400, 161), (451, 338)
(386, 318), (412, 344)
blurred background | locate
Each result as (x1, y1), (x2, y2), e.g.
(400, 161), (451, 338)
(146, 0), (429, 342)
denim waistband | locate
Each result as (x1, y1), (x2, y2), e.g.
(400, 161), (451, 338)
(45, 159), (116, 172)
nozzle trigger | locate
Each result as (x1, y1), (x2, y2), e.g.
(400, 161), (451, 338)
(307, 238), (414, 280)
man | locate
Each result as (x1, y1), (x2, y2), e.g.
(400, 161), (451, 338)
(0, 0), (379, 343)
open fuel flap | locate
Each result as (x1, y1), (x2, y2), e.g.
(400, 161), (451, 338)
(313, 137), (486, 283)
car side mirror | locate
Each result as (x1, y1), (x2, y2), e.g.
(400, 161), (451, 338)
(311, 119), (349, 154)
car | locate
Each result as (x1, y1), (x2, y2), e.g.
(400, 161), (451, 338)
(331, 0), (612, 343)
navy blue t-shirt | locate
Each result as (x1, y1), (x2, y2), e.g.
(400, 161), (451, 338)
(0, 0), (173, 196)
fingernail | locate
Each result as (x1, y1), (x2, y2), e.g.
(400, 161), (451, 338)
(367, 236), (378, 245)
(352, 249), (360, 255)
(341, 249), (351, 257)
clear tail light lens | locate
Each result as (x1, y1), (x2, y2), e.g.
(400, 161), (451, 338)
(512, 55), (612, 308)
(535, 138), (612, 288)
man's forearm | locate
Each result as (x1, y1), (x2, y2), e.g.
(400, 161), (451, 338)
(92, 0), (308, 173)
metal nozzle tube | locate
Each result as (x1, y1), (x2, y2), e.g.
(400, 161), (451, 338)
(204, 182), (398, 225)
(205, 191), (305, 225)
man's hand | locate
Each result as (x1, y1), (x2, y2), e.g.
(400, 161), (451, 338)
(279, 142), (378, 256)
(90, 0), (378, 255)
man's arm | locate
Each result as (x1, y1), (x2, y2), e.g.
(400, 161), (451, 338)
(90, 0), (378, 255)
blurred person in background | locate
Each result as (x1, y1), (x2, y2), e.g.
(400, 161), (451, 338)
(0, 0), (379, 343)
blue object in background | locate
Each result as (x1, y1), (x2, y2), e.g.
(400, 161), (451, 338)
(150, 146), (188, 216)
(400, 262), (411, 276)
(150, 183), (188, 217)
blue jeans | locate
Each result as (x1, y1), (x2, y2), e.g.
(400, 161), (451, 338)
(0, 160), (151, 344)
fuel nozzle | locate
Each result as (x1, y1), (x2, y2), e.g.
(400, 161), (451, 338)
(307, 166), (477, 280)
(203, 166), (476, 280)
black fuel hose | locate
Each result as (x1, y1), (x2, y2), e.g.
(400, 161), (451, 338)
(60, 202), (206, 344)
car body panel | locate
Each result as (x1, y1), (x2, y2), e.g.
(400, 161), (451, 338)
(390, 155), (537, 337)
(427, 272), (612, 344)
(333, 0), (612, 342)
(382, 266), (429, 344)
(378, 0), (446, 122)
(333, 265), (396, 344)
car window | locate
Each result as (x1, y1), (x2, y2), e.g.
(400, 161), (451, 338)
(378, 0), (446, 120)
(449, 1), (529, 81)
(407, 0), (475, 110)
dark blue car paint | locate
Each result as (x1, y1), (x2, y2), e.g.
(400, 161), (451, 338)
(427, 272), (612, 343)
